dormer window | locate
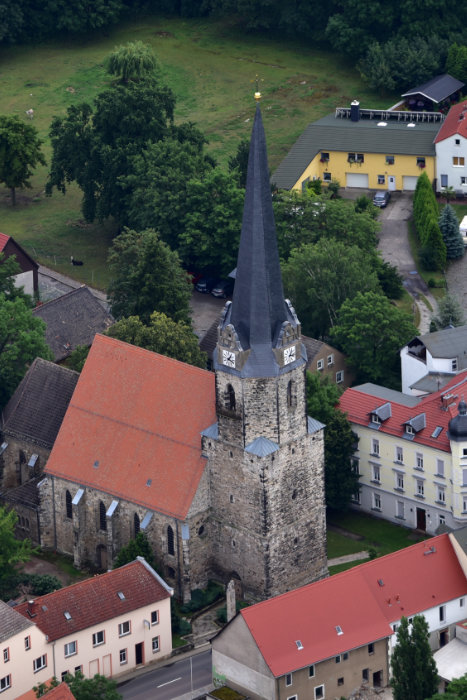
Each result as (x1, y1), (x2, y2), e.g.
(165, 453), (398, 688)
(406, 425), (414, 435)
(371, 415), (381, 425)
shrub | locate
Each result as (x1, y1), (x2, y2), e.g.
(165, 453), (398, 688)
(180, 580), (224, 614)
(28, 574), (62, 595)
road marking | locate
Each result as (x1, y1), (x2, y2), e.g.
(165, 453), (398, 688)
(157, 677), (181, 688)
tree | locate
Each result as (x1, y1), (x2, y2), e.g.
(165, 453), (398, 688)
(439, 204), (464, 259)
(107, 228), (192, 325)
(0, 506), (33, 590)
(446, 43), (467, 83)
(391, 615), (438, 700)
(228, 138), (250, 188)
(376, 260), (404, 299)
(0, 294), (53, 407)
(0, 252), (31, 300)
(113, 532), (158, 571)
(430, 673), (467, 699)
(46, 672), (121, 700)
(432, 293), (465, 329)
(66, 344), (89, 373)
(106, 41), (158, 83)
(306, 372), (359, 510)
(331, 291), (417, 386)
(107, 312), (207, 368)
(425, 218), (447, 271)
(282, 239), (380, 338)
(0, 115), (46, 205)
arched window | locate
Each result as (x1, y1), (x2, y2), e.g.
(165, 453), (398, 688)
(167, 525), (175, 555)
(99, 501), (107, 531)
(66, 490), (72, 519)
(287, 380), (296, 408)
(134, 512), (140, 537)
(225, 384), (236, 411)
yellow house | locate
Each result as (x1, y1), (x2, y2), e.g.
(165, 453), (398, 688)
(273, 102), (443, 192)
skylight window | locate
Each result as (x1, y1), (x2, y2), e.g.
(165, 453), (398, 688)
(64, 611), (72, 620)
(146, 479), (152, 487)
(295, 640), (304, 650)
(336, 626), (343, 635)
(118, 592), (125, 600)
(431, 426), (443, 438)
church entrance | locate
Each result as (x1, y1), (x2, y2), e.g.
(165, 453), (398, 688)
(96, 544), (107, 570)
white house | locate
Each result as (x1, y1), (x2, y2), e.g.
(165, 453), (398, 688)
(435, 99), (467, 193)
(339, 371), (467, 535)
(401, 325), (467, 396)
(15, 557), (173, 683)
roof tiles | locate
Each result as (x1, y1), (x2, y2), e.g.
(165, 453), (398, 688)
(435, 100), (467, 143)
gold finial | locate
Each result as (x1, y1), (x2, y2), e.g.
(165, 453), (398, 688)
(253, 75), (263, 101)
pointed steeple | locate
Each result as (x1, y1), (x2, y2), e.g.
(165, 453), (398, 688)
(215, 102), (302, 378)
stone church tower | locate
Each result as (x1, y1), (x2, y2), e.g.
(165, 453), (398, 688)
(205, 101), (327, 599)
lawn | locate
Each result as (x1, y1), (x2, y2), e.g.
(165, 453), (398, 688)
(0, 14), (394, 289)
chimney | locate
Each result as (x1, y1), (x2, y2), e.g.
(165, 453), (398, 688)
(350, 100), (360, 122)
(27, 600), (36, 617)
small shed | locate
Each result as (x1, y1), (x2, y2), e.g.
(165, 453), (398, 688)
(402, 74), (465, 112)
(0, 232), (38, 295)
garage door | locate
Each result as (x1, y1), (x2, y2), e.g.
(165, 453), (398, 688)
(402, 176), (418, 190)
(346, 173), (369, 188)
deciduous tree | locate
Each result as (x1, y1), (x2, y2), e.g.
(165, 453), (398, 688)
(0, 506), (33, 586)
(430, 673), (467, 699)
(113, 532), (158, 571)
(0, 115), (46, 205)
(391, 615), (438, 700)
(106, 40), (158, 83)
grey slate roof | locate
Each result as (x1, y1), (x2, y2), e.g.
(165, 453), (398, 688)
(0, 475), (41, 509)
(33, 286), (114, 362)
(0, 599), (34, 643)
(245, 436), (280, 457)
(451, 524), (467, 555)
(307, 416), (325, 434)
(353, 383), (421, 407)
(410, 373), (454, 394)
(2, 358), (79, 449)
(273, 112), (441, 190)
(402, 74), (465, 103)
(411, 325), (467, 365)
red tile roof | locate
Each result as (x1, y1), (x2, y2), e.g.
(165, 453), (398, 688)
(0, 232), (9, 251)
(240, 534), (467, 677)
(45, 334), (216, 518)
(15, 559), (171, 642)
(339, 371), (467, 453)
(435, 100), (467, 143)
(18, 681), (76, 700)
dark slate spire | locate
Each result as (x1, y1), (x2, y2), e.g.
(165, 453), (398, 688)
(230, 104), (288, 349)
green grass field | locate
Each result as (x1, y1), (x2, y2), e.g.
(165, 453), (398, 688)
(0, 15), (394, 288)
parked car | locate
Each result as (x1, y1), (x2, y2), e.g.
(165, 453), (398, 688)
(373, 190), (391, 207)
(186, 270), (202, 285)
(211, 278), (235, 298)
(195, 276), (217, 293)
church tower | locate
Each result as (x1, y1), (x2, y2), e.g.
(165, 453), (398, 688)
(205, 98), (328, 599)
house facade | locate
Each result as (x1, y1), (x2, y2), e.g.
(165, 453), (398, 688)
(435, 100), (467, 193)
(212, 533), (467, 699)
(15, 558), (173, 682)
(273, 103), (442, 193)
(339, 372), (467, 534)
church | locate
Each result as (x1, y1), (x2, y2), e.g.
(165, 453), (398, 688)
(38, 100), (328, 602)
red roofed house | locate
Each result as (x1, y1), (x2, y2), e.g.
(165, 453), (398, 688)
(435, 99), (467, 193)
(15, 557), (173, 683)
(37, 104), (327, 602)
(339, 371), (467, 534)
(212, 533), (467, 699)
(0, 233), (38, 296)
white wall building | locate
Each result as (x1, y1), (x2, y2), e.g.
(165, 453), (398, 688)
(435, 100), (467, 193)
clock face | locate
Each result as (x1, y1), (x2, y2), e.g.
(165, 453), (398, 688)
(284, 345), (296, 365)
(222, 350), (236, 368)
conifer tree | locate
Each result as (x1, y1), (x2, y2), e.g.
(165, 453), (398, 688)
(439, 204), (464, 259)
(391, 615), (438, 700)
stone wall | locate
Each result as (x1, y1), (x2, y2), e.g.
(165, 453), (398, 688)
(0, 436), (50, 490)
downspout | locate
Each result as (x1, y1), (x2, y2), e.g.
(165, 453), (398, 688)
(52, 476), (57, 550)
(52, 640), (56, 678)
(175, 519), (182, 600)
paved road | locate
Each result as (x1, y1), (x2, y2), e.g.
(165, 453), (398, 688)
(118, 649), (212, 700)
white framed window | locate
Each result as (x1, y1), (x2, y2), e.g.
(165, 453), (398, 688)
(2, 649), (8, 663)
(396, 501), (405, 519)
(437, 459), (445, 477)
(74, 665), (82, 674)
(64, 641), (77, 658)
(335, 654), (341, 663)
(336, 370), (344, 383)
(452, 358), (458, 371)
(417, 157), (426, 168)
(373, 493), (382, 510)
(456, 139), (461, 145)
(462, 176), (467, 185)
(439, 514), (446, 526)
(463, 468), (467, 486)
(463, 496), (467, 512)
(416, 453), (424, 470)
(386, 155), (395, 165)
(351, 489), (361, 504)
(371, 439), (380, 456)
(439, 605), (446, 622)
(61, 671), (69, 682)
(437, 487), (446, 504)
(323, 172), (332, 182)
(343, 652), (349, 660)
(285, 673), (292, 686)
(453, 156), (465, 166)
(309, 665), (315, 678)
(92, 630), (105, 647)
(118, 621), (131, 637)
(378, 175), (385, 185)
(406, 425), (414, 435)
(327, 354), (334, 366)
(351, 459), (360, 475)
(463, 448), (467, 457)
(315, 685), (325, 700)
(395, 446), (403, 463)
(372, 464), (380, 483)
(371, 414), (381, 425)
(416, 480), (425, 497)
(151, 610), (159, 625)
(395, 473), (404, 490)
(317, 358), (324, 371)
(0, 675), (11, 693)
(119, 649), (127, 665)
(152, 636), (160, 653)
(33, 655), (47, 673)
(24, 636), (31, 651)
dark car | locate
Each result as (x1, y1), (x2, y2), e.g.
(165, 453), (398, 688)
(373, 190), (391, 208)
(211, 278), (235, 298)
(195, 276), (217, 293)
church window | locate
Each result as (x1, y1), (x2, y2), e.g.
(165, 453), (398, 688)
(167, 526), (175, 555)
(230, 495), (234, 503)
(66, 490), (72, 519)
(225, 384), (236, 411)
(134, 513), (140, 537)
(167, 566), (175, 578)
(292, 489), (297, 500)
(287, 380), (297, 408)
(99, 501), (107, 531)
